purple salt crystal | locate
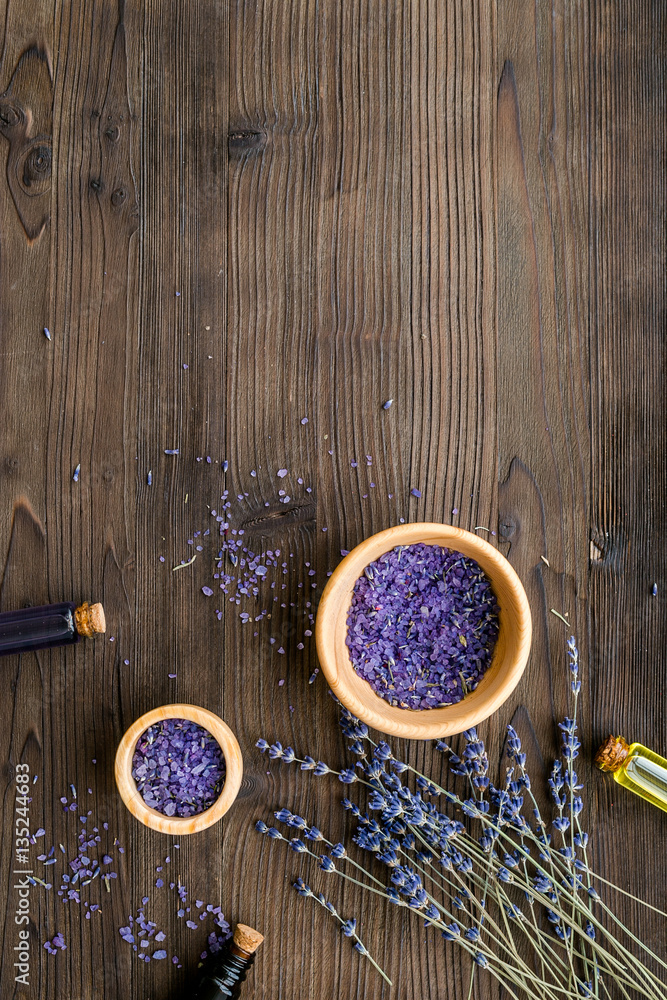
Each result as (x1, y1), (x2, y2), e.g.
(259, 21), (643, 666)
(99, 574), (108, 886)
(410, 488), (422, 498)
(277, 469), (288, 478)
(153, 950), (167, 960)
(202, 586), (214, 597)
(131, 718), (226, 818)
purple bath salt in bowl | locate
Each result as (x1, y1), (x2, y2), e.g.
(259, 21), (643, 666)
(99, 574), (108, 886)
(131, 719), (226, 818)
(345, 543), (500, 711)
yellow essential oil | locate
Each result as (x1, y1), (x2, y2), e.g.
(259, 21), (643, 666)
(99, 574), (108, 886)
(595, 735), (667, 814)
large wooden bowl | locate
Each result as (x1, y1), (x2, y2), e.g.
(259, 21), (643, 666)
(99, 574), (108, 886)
(316, 523), (532, 740)
(115, 704), (243, 835)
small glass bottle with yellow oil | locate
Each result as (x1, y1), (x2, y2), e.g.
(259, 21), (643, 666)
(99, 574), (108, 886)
(595, 735), (667, 813)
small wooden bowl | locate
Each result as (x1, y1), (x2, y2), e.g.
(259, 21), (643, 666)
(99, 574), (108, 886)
(316, 523), (532, 740)
(115, 704), (243, 835)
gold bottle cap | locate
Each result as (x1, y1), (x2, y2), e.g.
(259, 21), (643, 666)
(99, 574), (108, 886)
(594, 734), (630, 772)
(233, 923), (264, 956)
(74, 602), (106, 638)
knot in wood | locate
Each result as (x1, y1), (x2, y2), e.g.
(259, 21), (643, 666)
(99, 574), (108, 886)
(0, 99), (23, 129)
(228, 129), (266, 153)
(498, 516), (516, 540)
(111, 187), (127, 207)
(19, 140), (52, 195)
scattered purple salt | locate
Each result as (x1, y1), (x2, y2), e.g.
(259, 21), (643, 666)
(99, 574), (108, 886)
(43, 932), (66, 954)
(410, 488), (422, 498)
(277, 468), (288, 478)
(301, 417), (309, 424)
(164, 449), (179, 455)
(202, 586), (214, 597)
(131, 718), (226, 818)
(346, 543), (500, 710)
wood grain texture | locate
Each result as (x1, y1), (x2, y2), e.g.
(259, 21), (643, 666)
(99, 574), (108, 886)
(0, 1), (664, 998)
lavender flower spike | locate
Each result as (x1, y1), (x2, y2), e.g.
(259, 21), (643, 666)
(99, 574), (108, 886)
(291, 883), (391, 986)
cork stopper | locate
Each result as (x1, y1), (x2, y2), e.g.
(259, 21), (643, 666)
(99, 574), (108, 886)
(232, 923), (264, 956)
(595, 734), (630, 773)
(74, 602), (107, 638)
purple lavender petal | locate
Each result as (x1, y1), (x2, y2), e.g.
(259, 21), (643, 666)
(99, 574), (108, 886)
(346, 543), (499, 711)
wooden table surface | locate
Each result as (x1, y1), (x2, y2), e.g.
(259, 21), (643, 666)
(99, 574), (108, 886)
(0, 2), (665, 998)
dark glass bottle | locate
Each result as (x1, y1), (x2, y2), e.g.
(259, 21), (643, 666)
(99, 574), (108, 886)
(191, 924), (264, 1000)
(0, 601), (106, 656)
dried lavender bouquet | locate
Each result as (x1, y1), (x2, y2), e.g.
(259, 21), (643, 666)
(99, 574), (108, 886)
(256, 637), (667, 999)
